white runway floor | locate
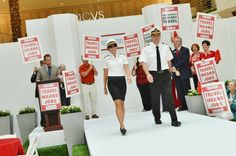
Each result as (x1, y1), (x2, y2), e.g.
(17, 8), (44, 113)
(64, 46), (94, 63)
(84, 111), (236, 156)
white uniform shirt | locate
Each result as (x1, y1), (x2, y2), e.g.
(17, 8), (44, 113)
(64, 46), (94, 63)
(103, 52), (129, 77)
(139, 42), (173, 71)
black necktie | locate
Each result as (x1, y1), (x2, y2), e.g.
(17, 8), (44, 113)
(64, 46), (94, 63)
(156, 46), (161, 71)
(48, 66), (51, 77)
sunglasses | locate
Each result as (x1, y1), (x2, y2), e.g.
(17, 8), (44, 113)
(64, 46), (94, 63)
(107, 44), (117, 49)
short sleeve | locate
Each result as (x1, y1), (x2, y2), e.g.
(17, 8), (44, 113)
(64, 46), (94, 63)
(166, 46), (173, 61)
(103, 59), (108, 69)
(123, 55), (129, 65)
(139, 47), (148, 63)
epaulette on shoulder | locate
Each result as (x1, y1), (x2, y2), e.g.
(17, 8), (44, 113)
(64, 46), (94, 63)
(104, 55), (110, 59)
(118, 53), (125, 56)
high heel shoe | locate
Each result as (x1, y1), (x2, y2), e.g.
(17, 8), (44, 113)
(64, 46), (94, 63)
(120, 128), (127, 135)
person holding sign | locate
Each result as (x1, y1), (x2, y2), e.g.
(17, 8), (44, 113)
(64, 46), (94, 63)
(103, 39), (131, 135)
(36, 54), (59, 127)
(31, 60), (45, 98)
(200, 40), (221, 64)
(79, 58), (99, 120)
(171, 36), (192, 111)
(189, 43), (201, 90)
(131, 57), (151, 112)
(139, 28), (181, 127)
(57, 64), (71, 106)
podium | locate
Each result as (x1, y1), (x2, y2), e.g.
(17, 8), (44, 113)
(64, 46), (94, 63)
(37, 79), (63, 132)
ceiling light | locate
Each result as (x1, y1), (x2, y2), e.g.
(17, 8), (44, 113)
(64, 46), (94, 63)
(60, 3), (64, 6)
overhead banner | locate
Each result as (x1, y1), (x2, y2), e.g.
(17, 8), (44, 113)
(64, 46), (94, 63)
(194, 57), (218, 84)
(38, 82), (61, 112)
(161, 6), (180, 31)
(196, 12), (216, 40)
(83, 36), (100, 60)
(18, 36), (43, 64)
(201, 82), (231, 116)
(141, 23), (156, 46)
(123, 33), (141, 58)
(62, 70), (80, 97)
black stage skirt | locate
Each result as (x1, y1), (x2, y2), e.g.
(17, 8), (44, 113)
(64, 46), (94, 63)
(108, 76), (127, 101)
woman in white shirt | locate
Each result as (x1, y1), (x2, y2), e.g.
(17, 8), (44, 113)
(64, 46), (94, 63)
(103, 39), (131, 135)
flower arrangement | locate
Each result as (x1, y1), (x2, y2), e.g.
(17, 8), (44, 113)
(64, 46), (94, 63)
(19, 107), (36, 114)
(60, 105), (81, 114)
(187, 89), (199, 96)
(0, 110), (11, 117)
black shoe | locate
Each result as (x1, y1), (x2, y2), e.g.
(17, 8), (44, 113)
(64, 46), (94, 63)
(120, 128), (127, 135)
(171, 121), (181, 127)
(178, 107), (187, 111)
(155, 119), (162, 125)
(92, 114), (99, 118)
(85, 115), (90, 120)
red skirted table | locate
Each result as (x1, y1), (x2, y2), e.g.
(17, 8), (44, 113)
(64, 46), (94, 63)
(0, 138), (24, 156)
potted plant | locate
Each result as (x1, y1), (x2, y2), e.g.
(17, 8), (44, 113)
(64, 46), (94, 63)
(0, 110), (11, 135)
(185, 89), (207, 115)
(60, 105), (84, 156)
(16, 107), (37, 143)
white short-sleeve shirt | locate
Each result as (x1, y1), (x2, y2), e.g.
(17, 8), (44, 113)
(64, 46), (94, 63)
(139, 42), (173, 71)
(103, 52), (129, 76)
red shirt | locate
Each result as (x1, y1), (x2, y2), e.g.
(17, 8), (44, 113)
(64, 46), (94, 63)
(199, 50), (215, 60)
(136, 65), (149, 85)
(79, 64), (95, 84)
(189, 53), (201, 75)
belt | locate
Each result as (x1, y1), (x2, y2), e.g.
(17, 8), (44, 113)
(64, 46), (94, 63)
(82, 82), (94, 85)
(149, 69), (168, 74)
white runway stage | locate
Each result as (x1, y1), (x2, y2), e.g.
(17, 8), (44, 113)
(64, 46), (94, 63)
(84, 111), (236, 156)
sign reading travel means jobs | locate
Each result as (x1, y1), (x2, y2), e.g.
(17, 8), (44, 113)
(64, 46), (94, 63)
(62, 70), (80, 97)
(194, 57), (218, 84)
(196, 12), (216, 39)
(83, 36), (100, 60)
(201, 82), (231, 116)
(141, 23), (156, 46)
(38, 82), (61, 112)
(123, 33), (141, 58)
(161, 6), (180, 31)
(18, 36), (43, 64)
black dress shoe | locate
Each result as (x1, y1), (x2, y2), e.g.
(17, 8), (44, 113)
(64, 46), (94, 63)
(178, 107), (187, 111)
(120, 128), (127, 135)
(171, 121), (181, 127)
(155, 119), (162, 125)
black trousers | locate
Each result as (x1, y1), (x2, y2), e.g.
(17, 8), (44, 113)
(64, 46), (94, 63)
(137, 84), (152, 111)
(192, 74), (198, 90)
(175, 77), (191, 109)
(149, 70), (178, 122)
(60, 88), (71, 106)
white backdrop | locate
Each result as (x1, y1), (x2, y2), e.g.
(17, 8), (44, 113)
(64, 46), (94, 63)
(1, 3), (236, 136)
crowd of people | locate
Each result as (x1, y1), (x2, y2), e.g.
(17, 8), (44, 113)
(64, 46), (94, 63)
(31, 28), (230, 135)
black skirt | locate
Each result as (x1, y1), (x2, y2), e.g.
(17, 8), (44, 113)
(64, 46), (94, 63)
(108, 76), (127, 101)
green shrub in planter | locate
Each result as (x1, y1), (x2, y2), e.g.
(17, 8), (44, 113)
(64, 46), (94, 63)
(187, 89), (199, 96)
(19, 107), (35, 114)
(60, 105), (81, 114)
(0, 110), (10, 117)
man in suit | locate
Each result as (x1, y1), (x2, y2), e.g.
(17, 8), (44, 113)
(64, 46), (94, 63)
(171, 36), (192, 111)
(36, 54), (59, 126)
(31, 60), (45, 98)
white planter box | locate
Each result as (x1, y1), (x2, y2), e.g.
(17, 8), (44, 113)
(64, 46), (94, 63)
(61, 112), (84, 156)
(185, 95), (207, 116)
(17, 112), (37, 143)
(0, 116), (11, 135)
